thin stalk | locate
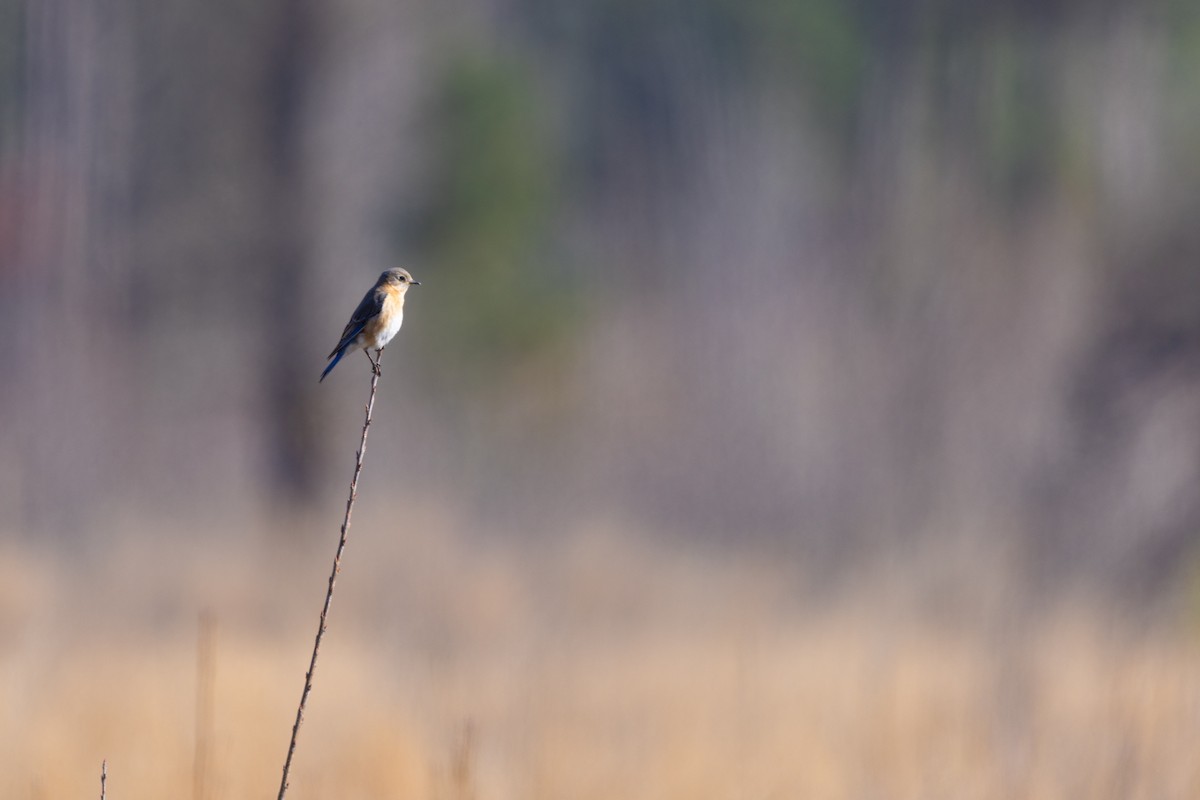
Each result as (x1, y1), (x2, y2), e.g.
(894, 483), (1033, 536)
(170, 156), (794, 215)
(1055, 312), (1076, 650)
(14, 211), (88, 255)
(277, 352), (383, 800)
(194, 611), (217, 800)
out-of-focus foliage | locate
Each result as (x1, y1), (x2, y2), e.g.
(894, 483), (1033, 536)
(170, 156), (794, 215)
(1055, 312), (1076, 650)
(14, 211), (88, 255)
(415, 53), (575, 386)
(2, 0), (1200, 595)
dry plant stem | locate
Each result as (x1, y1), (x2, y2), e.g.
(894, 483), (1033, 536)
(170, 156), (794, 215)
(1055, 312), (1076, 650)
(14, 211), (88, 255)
(100, 760), (106, 800)
(194, 612), (217, 800)
(277, 351), (384, 800)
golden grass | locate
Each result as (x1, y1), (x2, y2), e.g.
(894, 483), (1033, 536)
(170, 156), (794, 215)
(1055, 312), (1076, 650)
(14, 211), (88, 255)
(0, 510), (1198, 799)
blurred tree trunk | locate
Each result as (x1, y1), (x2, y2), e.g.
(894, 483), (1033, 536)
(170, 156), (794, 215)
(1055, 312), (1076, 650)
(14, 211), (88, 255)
(261, 0), (322, 507)
(7, 0), (134, 536)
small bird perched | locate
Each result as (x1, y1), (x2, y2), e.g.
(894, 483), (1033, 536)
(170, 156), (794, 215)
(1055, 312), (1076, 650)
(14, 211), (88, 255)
(320, 267), (419, 382)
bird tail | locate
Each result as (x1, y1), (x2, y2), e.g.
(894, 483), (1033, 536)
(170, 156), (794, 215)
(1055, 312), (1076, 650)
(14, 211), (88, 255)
(319, 347), (346, 382)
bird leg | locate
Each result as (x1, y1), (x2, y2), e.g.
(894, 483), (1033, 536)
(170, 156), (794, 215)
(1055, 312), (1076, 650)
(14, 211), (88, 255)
(364, 347), (384, 376)
(364, 349), (381, 376)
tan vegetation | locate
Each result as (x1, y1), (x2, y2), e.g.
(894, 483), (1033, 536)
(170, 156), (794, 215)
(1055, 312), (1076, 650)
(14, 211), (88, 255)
(1, 512), (1197, 799)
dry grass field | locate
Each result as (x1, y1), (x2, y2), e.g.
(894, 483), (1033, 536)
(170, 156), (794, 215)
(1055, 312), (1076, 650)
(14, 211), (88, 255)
(1, 508), (1198, 799)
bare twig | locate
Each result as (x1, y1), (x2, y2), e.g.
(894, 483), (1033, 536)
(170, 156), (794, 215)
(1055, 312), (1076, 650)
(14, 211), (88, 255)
(277, 351), (384, 800)
(448, 720), (477, 800)
(194, 611), (217, 800)
(100, 760), (106, 800)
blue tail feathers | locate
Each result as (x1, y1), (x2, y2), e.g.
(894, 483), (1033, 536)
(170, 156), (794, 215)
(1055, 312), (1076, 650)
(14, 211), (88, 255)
(319, 347), (346, 382)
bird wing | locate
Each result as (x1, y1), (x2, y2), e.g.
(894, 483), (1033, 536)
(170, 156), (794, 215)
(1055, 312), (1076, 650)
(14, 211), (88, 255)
(327, 285), (386, 357)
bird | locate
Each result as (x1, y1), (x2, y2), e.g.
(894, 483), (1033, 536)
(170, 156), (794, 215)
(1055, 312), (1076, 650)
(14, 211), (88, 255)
(320, 267), (419, 382)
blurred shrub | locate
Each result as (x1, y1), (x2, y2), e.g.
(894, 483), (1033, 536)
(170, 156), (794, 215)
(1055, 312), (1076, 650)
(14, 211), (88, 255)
(414, 52), (580, 388)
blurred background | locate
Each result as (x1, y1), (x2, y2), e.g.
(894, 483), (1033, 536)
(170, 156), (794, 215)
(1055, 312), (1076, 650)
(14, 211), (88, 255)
(2, 1), (1200, 798)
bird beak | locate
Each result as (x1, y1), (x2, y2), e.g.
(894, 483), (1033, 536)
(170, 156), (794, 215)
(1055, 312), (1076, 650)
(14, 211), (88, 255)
(411, 280), (421, 286)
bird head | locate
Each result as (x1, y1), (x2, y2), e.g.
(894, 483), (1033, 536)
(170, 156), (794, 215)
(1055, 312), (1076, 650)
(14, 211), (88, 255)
(381, 267), (420, 289)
